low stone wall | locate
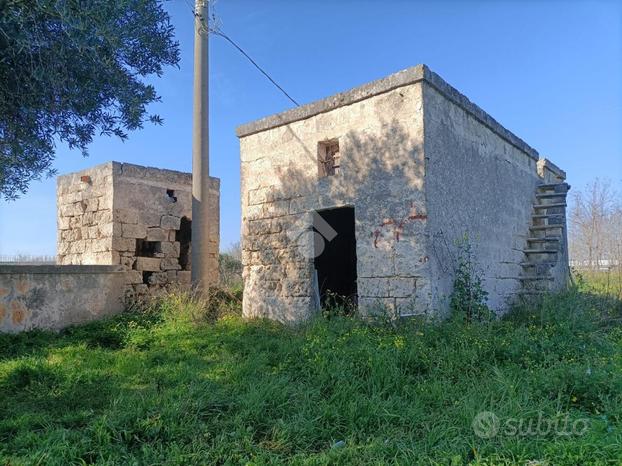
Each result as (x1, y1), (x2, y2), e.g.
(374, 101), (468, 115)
(0, 265), (126, 333)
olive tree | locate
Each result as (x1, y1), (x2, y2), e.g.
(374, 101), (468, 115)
(0, 0), (180, 200)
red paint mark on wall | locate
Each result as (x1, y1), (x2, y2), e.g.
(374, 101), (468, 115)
(372, 202), (428, 248)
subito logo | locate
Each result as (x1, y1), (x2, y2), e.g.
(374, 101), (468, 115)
(472, 411), (500, 439)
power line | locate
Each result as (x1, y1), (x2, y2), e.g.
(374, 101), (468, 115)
(210, 30), (300, 107)
(188, 2), (300, 107)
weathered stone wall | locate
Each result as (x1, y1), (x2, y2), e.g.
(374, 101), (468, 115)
(57, 162), (220, 296)
(238, 81), (431, 323)
(0, 265), (125, 333)
(57, 163), (115, 265)
(422, 79), (568, 313)
(238, 64), (569, 321)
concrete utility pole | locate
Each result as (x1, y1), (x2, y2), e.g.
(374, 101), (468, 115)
(191, 0), (211, 289)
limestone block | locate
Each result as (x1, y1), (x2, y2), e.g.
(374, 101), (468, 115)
(86, 226), (99, 239)
(357, 250), (394, 277)
(120, 256), (136, 269)
(139, 211), (163, 228)
(358, 297), (396, 317)
(160, 258), (181, 271)
(73, 201), (86, 215)
(59, 204), (75, 217)
(122, 223), (147, 239)
(358, 277), (390, 297)
(135, 257), (161, 272)
(111, 237), (136, 252)
(63, 229), (81, 241)
(114, 208), (138, 224)
(81, 212), (96, 227)
(389, 277), (416, 298)
(95, 210), (113, 224)
(178, 271), (191, 285)
(85, 198), (99, 212)
(58, 191), (83, 204)
(248, 220), (271, 236)
(90, 238), (111, 253)
(248, 186), (273, 205)
(99, 222), (122, 238)
(69, 240), (86, 254)
(58, 242), (71, 255)
(125, 271), (143, 284)
(395, 297), (421, 316)
(166, 270), (178, 281)
(160, 215), (181, 230)
(147, 227), (168, 242)
(263, 200), (290, 218)
(158, 241), (180, 258)
(69, 216), (81, 228)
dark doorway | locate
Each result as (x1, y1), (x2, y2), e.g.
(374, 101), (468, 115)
(176, 217), (192, 270)
(313, 207), (357, 308)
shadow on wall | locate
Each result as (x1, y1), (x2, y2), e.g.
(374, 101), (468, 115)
(242, 118), (461, 320)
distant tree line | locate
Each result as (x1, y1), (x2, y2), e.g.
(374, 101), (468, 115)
(569, 178), (622, 270)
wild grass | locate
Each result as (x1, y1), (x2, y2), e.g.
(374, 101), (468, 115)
(0, 286), (620, 465)
(575, 267), (622, 301)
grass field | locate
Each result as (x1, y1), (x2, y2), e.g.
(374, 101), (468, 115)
(0, 282), (621, 465)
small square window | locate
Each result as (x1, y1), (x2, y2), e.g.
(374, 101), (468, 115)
(318, 140), (340, 178)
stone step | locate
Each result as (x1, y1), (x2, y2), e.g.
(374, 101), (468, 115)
(529, 224), (564, 230)
(532, 214), (565, 220)
(533, 203), (567, 209)
(520, 261), (556, 267)
(523, 249), (558, 254)
(537, 183), (567, 190)
(526, 237), (560, 243)
(519, 276), (554, 281)
(535, 193), (567, 199)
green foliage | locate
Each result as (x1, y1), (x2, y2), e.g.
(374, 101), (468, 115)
(575, 267), (622, 301)
(219, 244), (243, 289)
(0, 287), (620, 464)
(0, 0), (180, 200)
(450, 235), (492, 323)
(321, 290), (357, 319)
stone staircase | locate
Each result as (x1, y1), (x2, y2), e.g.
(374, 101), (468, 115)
(519, 182), (570, 297)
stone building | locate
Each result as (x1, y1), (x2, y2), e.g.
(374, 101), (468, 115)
(237, 65), (569, 322)
(57, 161), (220, 295)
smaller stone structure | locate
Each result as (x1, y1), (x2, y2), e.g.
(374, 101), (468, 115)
(57, 161), (220, 296)
(0, 265), (125, 333)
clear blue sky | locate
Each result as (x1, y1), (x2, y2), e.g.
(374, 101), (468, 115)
(1, 0), (620, 256)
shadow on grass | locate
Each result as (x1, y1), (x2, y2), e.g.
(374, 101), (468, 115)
(0, 287), (621, 464)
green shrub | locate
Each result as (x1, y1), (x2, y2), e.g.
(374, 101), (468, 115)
(449, 235), (492, 323)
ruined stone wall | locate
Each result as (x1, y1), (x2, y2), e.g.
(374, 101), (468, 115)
(57, 163), (116, 265)
(422, 80), (568, 312)
(57, 162), (220, 296)
(238, 81), (431, 323)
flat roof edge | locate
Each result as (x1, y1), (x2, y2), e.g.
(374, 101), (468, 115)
(236, 64), (540, 160)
